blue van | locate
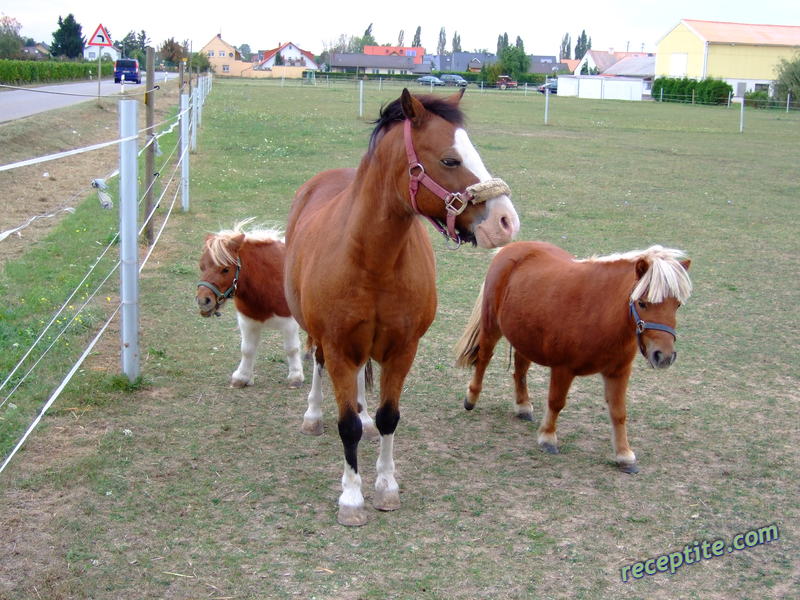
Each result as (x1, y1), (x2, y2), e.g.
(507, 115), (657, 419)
(114, 59), (141, 84)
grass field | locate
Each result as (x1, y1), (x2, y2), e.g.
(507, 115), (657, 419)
(1, 79), (798, 599)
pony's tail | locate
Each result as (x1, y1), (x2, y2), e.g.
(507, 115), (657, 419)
(454, 282), (485, 369)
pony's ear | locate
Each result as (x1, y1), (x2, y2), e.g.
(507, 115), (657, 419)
(634, 258), (649, 280)
(401, 88), (427, 126)
(679, 259), (691, 271)
(228, 233), (245, 253)
(449, 87), (466, 104)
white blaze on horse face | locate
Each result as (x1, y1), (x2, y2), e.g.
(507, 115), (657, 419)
(453, 128), (520, 247)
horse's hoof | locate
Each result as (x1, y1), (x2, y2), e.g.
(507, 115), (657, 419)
(618, 462), (640, 474)
(337, 505), (369, 526)
(464, 398), (475, 411)
(373, 488), (400, 512)
(516, 412), (533, 422)
(300, 419), (324, 436)
(362, 421), (380, 442)
(539, 442), (559, 455)
(230, 377), (251, 388)
(288, 378), (303, 389)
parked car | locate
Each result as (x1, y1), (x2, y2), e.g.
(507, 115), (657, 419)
(538, 80), (558, 94)
(114, 59), (141, 84)
(440, 74), (468, 87)
(417, 75), (445, 87)
(496, 75), (518, 90)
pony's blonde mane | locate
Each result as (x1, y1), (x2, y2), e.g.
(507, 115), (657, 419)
(205, 217), (284, 266)
(580, 245), (692, 303)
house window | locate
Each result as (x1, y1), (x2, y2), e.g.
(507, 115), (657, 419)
(406, 50), (416, 57)
(388, 69), (395, 75)
(208, 51), (214, 57)
(754, 83), (769, 92)
(87, 51), (96, 59)
(229, 52), (234, 58)
(223, 65), (230, 73)
(372, 68), (380, 74)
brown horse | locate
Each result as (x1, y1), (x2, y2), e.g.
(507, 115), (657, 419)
(285, 89), (520, 525)
(196, 219), (304, 389)
(455, 241), (692, 473)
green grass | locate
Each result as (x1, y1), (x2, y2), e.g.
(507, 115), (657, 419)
(1, 79), (798, 599)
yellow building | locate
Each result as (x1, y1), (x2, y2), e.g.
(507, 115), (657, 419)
(656, 19), (800, 95)
(199, 34), (316, 79)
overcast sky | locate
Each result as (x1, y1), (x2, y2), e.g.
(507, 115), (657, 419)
(5, 1), (799, 58)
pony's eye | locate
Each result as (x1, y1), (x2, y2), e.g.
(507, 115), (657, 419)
(441, 158), (461, 168)
(222, 267), (230, 274)
(638, 301), (647, 309)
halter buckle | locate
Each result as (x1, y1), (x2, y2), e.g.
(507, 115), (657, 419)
(636, 320), (646, 334)
(409, 163), (425, 180)
(444, 193), (468, 216)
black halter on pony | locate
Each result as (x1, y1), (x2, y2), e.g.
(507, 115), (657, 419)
(197, 258), (241, 316)
(629, 300), (677, 361)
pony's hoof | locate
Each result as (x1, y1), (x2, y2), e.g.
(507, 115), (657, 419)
(288, 378), (303, 389)
(516, 412), (533, 422)
(230, 377), (252, 388)
(464, 397), (476, 411)
(337, 505), (368, 527)
(539, 442), (559, 455)
(362, 421), (380, 442)
(618, 462), (640, 474)
(300, 419), (324, 436)
(373, 488), (400, 512)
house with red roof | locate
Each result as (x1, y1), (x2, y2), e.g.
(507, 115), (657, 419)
(256, 42), (320, 71)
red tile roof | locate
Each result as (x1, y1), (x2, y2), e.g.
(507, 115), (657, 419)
(258, 42), (316, 67)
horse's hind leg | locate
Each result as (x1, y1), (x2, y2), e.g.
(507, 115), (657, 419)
(512, 350), (534, 421)
(464, 327), (502, 411)
(537, 367), (574, 454)
(273, 315), (304, 388)
(231, 312), (263, 387)
(300, 347), (325, 436)
(603, 368), (638, 473)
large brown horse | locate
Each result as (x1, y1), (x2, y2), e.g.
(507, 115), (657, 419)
(285, 89), (520, 525)
(196, 219), (304, 389)
(455, 241), (692, 473)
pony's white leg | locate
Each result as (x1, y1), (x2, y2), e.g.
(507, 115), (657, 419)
(357, 364), (379, 441)
(231, 312), (263, 388)
(268, 315), (304, 388)
(374, 433), (400, 511)
(300, 354), (324, 436)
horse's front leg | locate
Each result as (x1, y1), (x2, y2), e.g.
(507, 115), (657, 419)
(603, 367), (638, 473)
(272, 315), (304, 388)
(231, 312), (263, 387)
(537, 366), (575, 454)
(300, 347), (324, 435)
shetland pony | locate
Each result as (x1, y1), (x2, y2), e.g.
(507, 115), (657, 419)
(196, 219), (303, 389)
(285, 89), (520, 525)
(455, 241), (692, 473)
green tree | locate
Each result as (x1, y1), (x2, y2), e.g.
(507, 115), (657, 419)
(452, 31), (461, 53)
(575, 29), (591, 60)
(398, 29), (404, 46)
(515, 36), (525, 54)
(559, 33), (571, 60)
(499, 45), (530, 79)
(238, 43), (252, 61)
(159, 37), (183, 66)
(136, 30), (150, 52)
(437, 27), (446, 56)
(188, 51), (211, 72)
(774, 52), (800, 101)
(51, 14), (84, 59)
(412, 26), (421, 47)
(496, 32), (509, 56)
(0, 15), (24, 59)
(361, 23), (376, 47)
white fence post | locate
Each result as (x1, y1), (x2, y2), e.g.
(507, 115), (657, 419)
(739, 98), (745, 133)
(788, 93), (792, 113)
(359, 80), (364, 118)
(544, 86), (550, 125)
(118, 99), (140, 381)
(180, 93), (190, 211)
(191, 88), (198, 152)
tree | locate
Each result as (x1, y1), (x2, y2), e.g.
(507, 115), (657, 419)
(412, 26), (421, 47)
(117, 31), (137, 57)
(398, 29), (404, 47)
(515, 36), (525, 54)
(0, 15), (24, 59)
(188, 51), (211, 73)
(238, 43), (252, 61)
(452, 32), (461, 54)
(51, 14), (84, 59)
(496, 32), (509, 57)
(136, 30), (150, 52)
(361, 23), (376, 47)
(774, 53), (800, 100)
(159, 37), (183, 66)
(559, 33), (571, 60)
(575, 29), (591, 60)
(437, 27), (446, 56)
(499, 45), (530, 79)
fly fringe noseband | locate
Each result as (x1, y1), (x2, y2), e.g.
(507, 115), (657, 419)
(404, 119), (510, 249)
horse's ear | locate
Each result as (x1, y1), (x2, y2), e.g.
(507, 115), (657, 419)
(634, 258), (649, 280)
(679, 259), (691, 271)
(401, 88), (427, 126)
(229, 232), (245, 253)
(449, 87), (466, 103)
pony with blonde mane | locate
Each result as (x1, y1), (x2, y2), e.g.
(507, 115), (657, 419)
(455, 241), (692, 473)
(196, 218), (303, 389)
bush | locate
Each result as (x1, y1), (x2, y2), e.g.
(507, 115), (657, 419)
(0, 59), (112, 84)
(652, 76), (732, 105)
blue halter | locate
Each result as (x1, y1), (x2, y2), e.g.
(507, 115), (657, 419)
(629, 300), (676, 357)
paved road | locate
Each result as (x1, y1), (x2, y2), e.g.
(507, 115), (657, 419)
(0, 73), (175, 123)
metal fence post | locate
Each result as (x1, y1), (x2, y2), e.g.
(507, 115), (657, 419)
(359, 80), (364, 118)
(191, 88), (198, 152)
(180, 93), (190, 210)
(118, 99), (140, 381)
(739, 98), (745, 133)
(544, 86), (550, 125)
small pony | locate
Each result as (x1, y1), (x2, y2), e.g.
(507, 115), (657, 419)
(196, 219), (304, 389)
(455, 241), (692, 473)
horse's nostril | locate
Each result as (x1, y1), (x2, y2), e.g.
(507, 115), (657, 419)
(500, 216), (510, 233)
(653, 350), (662, 364)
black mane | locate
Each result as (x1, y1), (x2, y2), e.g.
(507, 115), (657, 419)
(368, 93), (465, 153)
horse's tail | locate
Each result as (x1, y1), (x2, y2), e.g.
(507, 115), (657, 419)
(454, 282), (485, 369)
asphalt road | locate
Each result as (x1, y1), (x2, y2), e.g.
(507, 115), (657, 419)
(0, 72), (175, 123)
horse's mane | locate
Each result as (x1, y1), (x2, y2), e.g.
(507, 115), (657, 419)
(581, 245), (693, 303)
(368, 93), (465, 154)
(205, 217), (284, 266)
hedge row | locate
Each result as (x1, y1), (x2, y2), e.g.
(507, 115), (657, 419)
(652, 77), (733, 105)
(0, 60), (113, 85)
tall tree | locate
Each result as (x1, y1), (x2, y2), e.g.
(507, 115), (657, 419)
(398, 29), (404, 47)
(361, 23), (376, 47)
(575, 30), (590, 60)
(437, 27), (447, 56)
(515, 36), (525, 54)
(774, 54), (800, 100)
(559, 33), (571, 60)
(412, 26), (421, 47)
(136, 30), (150, 51)
(496, 32), (509, 57)
(499, 45), (530, 79)
(0, 15), (24, 59)
(159, 37), (183, 66)
(452, 31), (461, 53)
(51, 14), (84, 59)
(238, 43), (252, 61)
(118, 31), (138, 57)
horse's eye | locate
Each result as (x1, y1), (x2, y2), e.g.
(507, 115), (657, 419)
(638, 301), (647, 309)
(222, 268), (229, 274)
(441, 158), (461, 168)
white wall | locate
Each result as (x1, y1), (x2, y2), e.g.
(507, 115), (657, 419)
(557, 75), (644, 101)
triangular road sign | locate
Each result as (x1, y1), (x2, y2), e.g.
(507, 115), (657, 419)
(88, 24), (113, 47)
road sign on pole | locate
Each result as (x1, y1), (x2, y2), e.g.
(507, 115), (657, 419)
(89, 24), (113, 47)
